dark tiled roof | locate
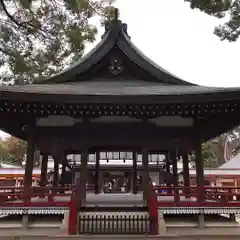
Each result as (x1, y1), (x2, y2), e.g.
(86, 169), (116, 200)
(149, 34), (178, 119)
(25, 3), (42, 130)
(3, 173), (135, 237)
(1, 80), (240, 103)
(2, 81), (240, 96)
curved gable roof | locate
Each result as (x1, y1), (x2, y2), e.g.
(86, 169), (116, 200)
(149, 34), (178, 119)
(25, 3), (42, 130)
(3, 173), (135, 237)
(37, 13), (195, 85)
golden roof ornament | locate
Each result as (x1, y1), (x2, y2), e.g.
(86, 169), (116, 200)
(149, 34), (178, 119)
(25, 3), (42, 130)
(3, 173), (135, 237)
(109, 7), (119, 21)
(103, 7), (120, 35)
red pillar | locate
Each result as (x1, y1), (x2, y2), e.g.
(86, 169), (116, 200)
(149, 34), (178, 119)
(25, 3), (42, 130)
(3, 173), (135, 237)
(69, 148), (88, 235)
(148, 183), (158, 235)
(23, 121), (36, 204)
(68, 192), (78, 235)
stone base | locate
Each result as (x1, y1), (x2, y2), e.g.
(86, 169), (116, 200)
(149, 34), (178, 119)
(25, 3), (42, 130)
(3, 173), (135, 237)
(158, 210), (167, 235)
(198, 213), (205, 229)
(21, 215), (28, 230)
(61, 210), (69, 231)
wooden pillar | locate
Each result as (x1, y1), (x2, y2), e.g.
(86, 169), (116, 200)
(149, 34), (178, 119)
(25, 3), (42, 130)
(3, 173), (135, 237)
(158, 168), (162, 185)
(76, 148), (88, 210)
(165, 152), (171, 193)
(82, 149), (88, 201)
(171, 149), (179, 202)
(195, 122), (206, 229)
(132, 151), (137, 194)
(165, 155), (171, 176)
(182, 150), (190, 197)
(195, 120), (204, 202)
(61, 155), (67, 186)
(142, 148), (149, 201)
(23, 120), (36, 203)
(94, 151), (100, 194)
(126, 171), (132, 193)
(40, 153), (48, 187)
(99, 171), (104, 193)
(72, 169), (76, 185)
(53, 156), (59, 188)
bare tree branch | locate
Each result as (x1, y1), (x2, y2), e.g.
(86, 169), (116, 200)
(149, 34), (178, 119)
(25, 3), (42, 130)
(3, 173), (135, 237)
(0, 0), (25, 27)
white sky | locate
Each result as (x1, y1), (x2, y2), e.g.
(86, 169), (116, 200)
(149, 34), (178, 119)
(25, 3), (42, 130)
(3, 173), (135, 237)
(114, 0), (240, 87)
(1, 0), (239, 138)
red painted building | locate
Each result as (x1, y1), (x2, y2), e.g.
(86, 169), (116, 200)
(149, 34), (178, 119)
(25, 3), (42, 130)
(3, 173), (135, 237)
(189, 153), (240, 189)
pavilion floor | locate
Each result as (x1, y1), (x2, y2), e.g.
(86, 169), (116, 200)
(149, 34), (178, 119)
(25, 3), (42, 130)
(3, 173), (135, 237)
(8, 193), (145, 207)
(3, 193), (217, 207)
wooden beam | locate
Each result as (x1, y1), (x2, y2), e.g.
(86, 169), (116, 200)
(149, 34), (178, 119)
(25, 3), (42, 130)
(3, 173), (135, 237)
(37, 134), (192, 152)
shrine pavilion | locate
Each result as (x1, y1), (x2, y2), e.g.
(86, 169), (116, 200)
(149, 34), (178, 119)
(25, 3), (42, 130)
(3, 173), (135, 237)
(1, 8), (240, 235)
(188, 152), (240, 188)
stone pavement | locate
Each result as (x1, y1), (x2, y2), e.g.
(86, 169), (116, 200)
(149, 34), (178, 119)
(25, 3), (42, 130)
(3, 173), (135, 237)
(2, 235), (240, 240)
(0, 228), (240, 240)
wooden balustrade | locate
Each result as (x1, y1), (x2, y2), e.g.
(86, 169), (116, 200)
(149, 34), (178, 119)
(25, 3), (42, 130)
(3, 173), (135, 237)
(0, 185), (73, 207)
(0, 185), (240, 208)
(153, 185), (240, 207)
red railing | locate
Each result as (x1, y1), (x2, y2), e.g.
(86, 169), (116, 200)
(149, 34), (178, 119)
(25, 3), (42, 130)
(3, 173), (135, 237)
(0, 185), (73, 207)
(1, 185), (240, 208)
(153, 185), (240, 207)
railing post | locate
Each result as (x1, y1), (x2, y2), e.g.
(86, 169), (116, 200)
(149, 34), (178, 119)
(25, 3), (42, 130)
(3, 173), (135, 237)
(147, 183), (158, 235)
(183, 186), (190, 198)
(228, 188), (233, 202)
(68, 190), (78, 235)
(24, 187), (31, 206)
(48, 186), (54, 204)
(197, 186), (205, 203)
(174, 187), (180, 203)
